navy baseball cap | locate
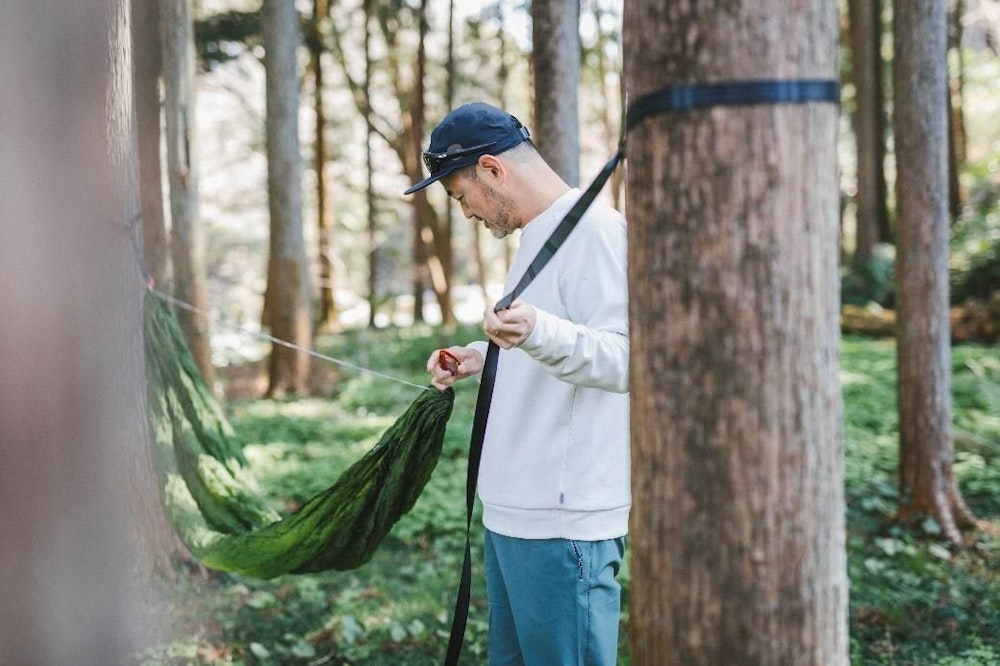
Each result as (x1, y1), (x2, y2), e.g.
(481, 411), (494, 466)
(404, 102), (530, 195)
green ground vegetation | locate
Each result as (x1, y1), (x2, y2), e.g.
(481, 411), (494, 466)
(137, 325), (1000, 665)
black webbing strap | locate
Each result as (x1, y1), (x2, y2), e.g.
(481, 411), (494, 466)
(443, 77), (838, 665)
(624, 78), (839, 128)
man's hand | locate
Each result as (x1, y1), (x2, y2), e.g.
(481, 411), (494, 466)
(427, 346), (484, 389)
(484, 299), (537, 349)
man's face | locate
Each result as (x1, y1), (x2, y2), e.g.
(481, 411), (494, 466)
(443, 169), (517, 240)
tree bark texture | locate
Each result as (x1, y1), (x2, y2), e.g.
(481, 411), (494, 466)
(311, 0), (338, 332)
(132, 0), (169, 288)
(1, 0), (150, 660)
(411, 0), (429, 324)
(161, 0), (215, 388)
(264, 0), (312, 395)
(848, 0), (889, 262)
(946, 0), (966, 219)
(363, 0), (379, 328)
(131, 0), (190, 575)
(531, 0), (581, 186)
(624, 2), (848, 664)
(892, 0), (976, 543)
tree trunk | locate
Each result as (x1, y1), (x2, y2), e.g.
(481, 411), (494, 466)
(264, 0), (312, 396)
(531, 0), (581, 186)
(592, 0), (624, 210)
(162, 0), (215, 388)
(410, 0), (429, 324)
(364, 0), (379, 328)
(1, 0), (151, 659)
(497, 2), (515, 283)
(848, 0), (889, 262)
(133, 0), (169, 288)
(893, 0), (976, 544)
(446, 0), (456, 295)
(312, 0), (338, 332)
(131, 0), (188, 576)
(624, 3), (848, 664)
(947, 0), (966, 220)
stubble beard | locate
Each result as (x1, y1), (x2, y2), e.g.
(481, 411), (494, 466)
(482, 186), (516, 239)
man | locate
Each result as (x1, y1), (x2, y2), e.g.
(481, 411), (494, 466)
(406, 102), (629, 665)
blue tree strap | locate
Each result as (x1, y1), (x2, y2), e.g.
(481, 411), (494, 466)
(443, 77), (838, 666)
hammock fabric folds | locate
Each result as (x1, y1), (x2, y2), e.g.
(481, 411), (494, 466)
(144, 294), (454, 578)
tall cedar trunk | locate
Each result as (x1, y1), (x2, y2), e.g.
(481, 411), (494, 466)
(421, 207), (455, 324)
(624, 3), (848, 664)
(263, 0), (312, 396)
(893, 0), (976, 544)
(592, 0), (624, 210)
(947, 0), (966, 220)
(410, 0), (429, 324)
(848, 0), (889, 262)
(497, 2), (515, 279)
(133, 0), (169, 287)
(407, 0), (456, 326)
(1, 0), (150, 659)
(312, 0), (338, 331)
(131, 0), (188, 575)
(531, 0), (581, 186)
(162, 0), (216, 388)
(364, 0), (379, 328)
(444, 0), (458, 320)
(472, 2), (511, 301)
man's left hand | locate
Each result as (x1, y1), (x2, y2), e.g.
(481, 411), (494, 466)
(484, 299), (537, 349)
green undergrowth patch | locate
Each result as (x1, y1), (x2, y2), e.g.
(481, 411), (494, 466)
(138, 331), (999, 665)
(842, 337), (1000, 665)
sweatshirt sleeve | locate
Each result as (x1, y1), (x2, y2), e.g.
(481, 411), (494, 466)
(518, 210), (629, 393)
(465, 339), (490, 379)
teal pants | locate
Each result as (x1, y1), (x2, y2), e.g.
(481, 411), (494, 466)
(483, 529), (625, 666)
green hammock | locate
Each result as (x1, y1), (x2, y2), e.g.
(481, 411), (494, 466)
(144, 293), (454, 579)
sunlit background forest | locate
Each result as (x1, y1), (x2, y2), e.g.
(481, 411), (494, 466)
(193, 0), (619, 343)
(2, 0), (999, 664)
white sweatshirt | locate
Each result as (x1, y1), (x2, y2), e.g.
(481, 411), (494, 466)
(469, 188), (630, 541)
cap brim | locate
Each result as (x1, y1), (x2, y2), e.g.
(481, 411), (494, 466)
(403, 172), (446, 196)
(403, 152), (482, 196)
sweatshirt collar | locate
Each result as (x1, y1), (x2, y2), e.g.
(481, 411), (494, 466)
(520, 188), (582, 243)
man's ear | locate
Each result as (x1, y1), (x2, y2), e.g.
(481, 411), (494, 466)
(476, 154), (505, 184)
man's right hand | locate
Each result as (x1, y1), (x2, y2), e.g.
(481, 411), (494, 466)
(427, 346), (484, 389)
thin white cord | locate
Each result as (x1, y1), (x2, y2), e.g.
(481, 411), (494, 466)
(149, 288), (429, 392)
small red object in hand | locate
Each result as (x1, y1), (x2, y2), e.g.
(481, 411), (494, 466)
(439, 349), (460, 376)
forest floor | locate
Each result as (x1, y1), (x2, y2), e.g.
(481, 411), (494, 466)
(138, 325), (1000, 665)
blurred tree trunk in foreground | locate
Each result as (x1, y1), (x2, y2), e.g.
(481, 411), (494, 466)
(162, 0), (215, 388)
(893, 0), (977, 544)
(532, 0), (581, 186)
(1, 0), (151, 661)
(625, 2), (848, 664)
(263, 0), (313, 396)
